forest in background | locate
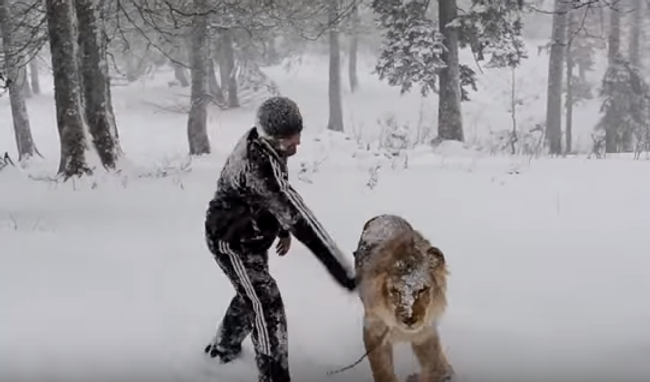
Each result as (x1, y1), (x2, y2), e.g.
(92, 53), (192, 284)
(1, 0), (649, 179)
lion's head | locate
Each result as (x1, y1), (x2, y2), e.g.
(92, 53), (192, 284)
(378, 232), (448, 333)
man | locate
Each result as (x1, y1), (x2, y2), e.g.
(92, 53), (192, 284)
(203, 96), (357, 382)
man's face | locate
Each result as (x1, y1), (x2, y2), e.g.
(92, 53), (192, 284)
(278, 133), (301, 157)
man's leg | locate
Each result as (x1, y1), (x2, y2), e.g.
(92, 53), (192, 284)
(204, 290), (254, 362)
(204, 230), (254, 363)
(216, 241), (290, 382)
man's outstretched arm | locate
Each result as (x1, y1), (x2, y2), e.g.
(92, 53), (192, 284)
(245, 143), (356, 291)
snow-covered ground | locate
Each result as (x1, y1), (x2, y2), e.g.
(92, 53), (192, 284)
(2, 47), (650, 382)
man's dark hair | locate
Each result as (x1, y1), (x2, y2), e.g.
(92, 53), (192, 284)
(256, 96), (304, 138)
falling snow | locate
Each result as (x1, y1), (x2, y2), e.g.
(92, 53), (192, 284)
(2, 43), (649, 382)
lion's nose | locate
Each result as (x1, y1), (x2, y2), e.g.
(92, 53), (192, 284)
(402, 315), (417, 326)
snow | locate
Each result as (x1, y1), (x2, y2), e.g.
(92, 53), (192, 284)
(2, 45), (650, 382)
(392, 261), (430, 318)
(357, 215), (432, 318)
(359, 214), (412, 250)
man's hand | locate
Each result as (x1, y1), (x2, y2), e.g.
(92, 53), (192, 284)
(276, 235), (291, 256)
(342, 274), (357, 292)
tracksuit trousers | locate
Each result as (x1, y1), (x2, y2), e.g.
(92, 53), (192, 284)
(207, 239), (290, 382)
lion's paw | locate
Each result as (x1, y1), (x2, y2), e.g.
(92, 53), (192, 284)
(406, 369), (456, 382)
(406, 373), (420, 382)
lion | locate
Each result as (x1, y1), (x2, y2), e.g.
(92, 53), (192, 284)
(353, 214), (454, 382)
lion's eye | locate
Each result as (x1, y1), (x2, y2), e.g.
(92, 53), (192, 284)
(416, 289), (427, 296)
(388, 285), (401, 296)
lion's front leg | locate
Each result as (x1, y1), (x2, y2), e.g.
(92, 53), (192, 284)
(363, 320), (398, 382)
(411, 326), (454, 382)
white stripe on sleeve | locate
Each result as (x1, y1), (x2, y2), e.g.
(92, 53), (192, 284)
(268, 157), (354, 278)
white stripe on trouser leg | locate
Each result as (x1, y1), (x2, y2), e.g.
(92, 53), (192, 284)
(218, 241), (272, 355)
(269, 159), (353, 277)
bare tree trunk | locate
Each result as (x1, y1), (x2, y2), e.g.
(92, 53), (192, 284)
(97, 0), (119, 143)
(125, 55), (138, 82)
(0, 0), (40, 162)
(565, 9), (575, 155)
(622, 0), (643, 152)
(565, 59), (573, 156)
(629, 0), (642, 68)
(437, 0), (463, 141)
(207, 37), (225, 104)
(208, 59), (224, 104)
(29, 57), (40, 94)
(348, 3), (359, 93)
(173, 63), (190, 87)
(104, 46), (120, 144)
(508, 67), (518, 155)
(616, 0), (644, 152)
(217, 38), (228, 93)
(607, 4), (620, 66)
(219, 28), (238, 108)
(75, 0), (122, 169)
(187, 0), (211, 155)
(605, 4), (621, 153)
(265, 34), (279, 65)
(327, 0), (344, 132)
(46, 0), (94, 178)
(545, 0), (567, 155)
(171, 43), (190, 87)
(20, 67), (32, 98)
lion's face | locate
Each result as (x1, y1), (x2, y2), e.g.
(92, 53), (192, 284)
(382, 254), (438, 332)
(358, 226), (448, 334)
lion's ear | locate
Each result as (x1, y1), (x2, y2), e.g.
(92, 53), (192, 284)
(426, 246), (445, 269)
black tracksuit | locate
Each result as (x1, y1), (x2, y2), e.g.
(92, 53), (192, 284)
(204, 127), (356, 382)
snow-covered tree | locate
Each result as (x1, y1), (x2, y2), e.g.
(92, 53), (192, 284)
(75, 0), (122, 169)
(596, 54), (650, 155)
(373, 0), (445, 97)
(545, 0), (568, 155)
(327, 0), (344, 132)
(372, 0), (526, 142)
(346, 2), (360, 92)
(628, 0), (643, 69)
(456, 0), (527, 70)
(0, 0), (41, 163)
(46, 0), (95, 178)
(187, 0), (211, 156)
(563, 5), (607, 154)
